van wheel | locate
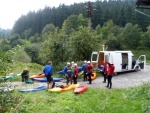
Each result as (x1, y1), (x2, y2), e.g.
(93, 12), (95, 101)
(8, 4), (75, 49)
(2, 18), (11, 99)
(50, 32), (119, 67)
(135, 66), (139, 72)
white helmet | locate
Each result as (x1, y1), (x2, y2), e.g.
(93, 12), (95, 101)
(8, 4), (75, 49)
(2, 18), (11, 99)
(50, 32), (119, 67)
(74, 63), (77, 66)
(87, 61), (90, 63)
(84, 60), (87, 63)
(67, 62), (70, 65)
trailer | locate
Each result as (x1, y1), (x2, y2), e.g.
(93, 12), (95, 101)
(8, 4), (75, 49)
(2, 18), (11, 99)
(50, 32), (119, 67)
(91, 51), (146, 75)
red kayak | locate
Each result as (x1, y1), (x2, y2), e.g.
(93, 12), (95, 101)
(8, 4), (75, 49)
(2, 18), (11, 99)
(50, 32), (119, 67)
(29, 73), (45, 79)
(74, 85), (88, 94)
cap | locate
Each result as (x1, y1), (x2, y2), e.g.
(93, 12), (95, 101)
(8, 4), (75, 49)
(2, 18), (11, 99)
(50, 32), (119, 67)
(71, 61), (74, 64)
(87, 61), (90, 63)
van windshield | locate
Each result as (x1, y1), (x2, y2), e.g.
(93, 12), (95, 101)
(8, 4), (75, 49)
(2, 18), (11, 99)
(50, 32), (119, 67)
(92, 54), (97, 61)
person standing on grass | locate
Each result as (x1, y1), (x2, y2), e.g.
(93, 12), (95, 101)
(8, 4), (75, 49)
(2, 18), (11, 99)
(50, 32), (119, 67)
(72, 63), (78, 84)
(106, 62), (115, 89)
(64, 62), (73, 85)
(86, 61), (93, 84)
(43, 61), (54, 90)
(82, 60), (88, 81)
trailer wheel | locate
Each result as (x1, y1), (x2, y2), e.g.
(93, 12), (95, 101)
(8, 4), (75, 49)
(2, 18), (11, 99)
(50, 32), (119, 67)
(135, 66), (139, 72)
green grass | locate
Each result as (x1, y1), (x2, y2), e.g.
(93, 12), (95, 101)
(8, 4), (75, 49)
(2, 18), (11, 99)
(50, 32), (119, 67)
(146, 60), (150, 65)
(5, 83), (149, 113)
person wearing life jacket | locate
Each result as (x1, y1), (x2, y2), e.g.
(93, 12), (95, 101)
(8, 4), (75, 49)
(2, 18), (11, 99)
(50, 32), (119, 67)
(86, 61), (93, 84)
(21, 68), (29, 83)
(82, 60), (88, 81)
(102, 61), (108, 83)
(72, 63), (78, 84)
(106, 62), (115, 89)
(64, 62), (73, 85)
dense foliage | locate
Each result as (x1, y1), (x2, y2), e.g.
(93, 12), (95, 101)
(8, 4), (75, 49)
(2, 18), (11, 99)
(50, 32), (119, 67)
(12, 0), (150, 38)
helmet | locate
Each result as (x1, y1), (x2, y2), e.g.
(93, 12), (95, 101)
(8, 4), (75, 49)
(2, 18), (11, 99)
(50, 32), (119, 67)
(74, 63), (77, 66)
(67, 62), (70, 65)
(87, 61), (90, 63)
(84, 60), (87, 63)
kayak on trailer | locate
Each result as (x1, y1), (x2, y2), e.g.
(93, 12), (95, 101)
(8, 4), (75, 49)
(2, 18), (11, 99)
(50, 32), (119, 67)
(48, 84), (79, 93)
(19, 86), (46, 92)
(74, 85), (88, 94)
(29, 73), (45, 79)
(33, 77), (63, 82)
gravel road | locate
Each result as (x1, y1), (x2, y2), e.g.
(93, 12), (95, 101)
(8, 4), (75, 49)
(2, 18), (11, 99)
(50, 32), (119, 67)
(12, 66), (150, 90)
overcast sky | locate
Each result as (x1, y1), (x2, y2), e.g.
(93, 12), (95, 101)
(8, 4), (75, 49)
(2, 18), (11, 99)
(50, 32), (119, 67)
(0, 0), (95, 29)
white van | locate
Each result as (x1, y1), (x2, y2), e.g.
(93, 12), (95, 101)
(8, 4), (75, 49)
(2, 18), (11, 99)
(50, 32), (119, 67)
(91, 51), (146, 75)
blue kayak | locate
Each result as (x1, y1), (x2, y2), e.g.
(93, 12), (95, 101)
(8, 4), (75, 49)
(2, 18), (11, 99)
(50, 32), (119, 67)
(57, 67), (83, 75)
(19, 86), (46, 92)
(33, 77), (63, 82)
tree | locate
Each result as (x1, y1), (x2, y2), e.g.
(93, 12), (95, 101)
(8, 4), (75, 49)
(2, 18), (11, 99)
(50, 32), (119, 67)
(70, 27), (102, 61)
(119, 23), (142, 50)
(140, 25), (150, 49)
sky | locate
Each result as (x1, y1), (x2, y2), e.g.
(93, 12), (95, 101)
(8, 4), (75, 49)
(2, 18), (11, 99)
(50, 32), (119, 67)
(0, 0), (95, 29)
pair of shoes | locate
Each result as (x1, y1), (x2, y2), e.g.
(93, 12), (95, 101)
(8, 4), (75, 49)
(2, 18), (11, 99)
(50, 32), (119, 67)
(105, 86), (108, 87)
(87, 83), (91, 84)
(103, 81), (106, 83)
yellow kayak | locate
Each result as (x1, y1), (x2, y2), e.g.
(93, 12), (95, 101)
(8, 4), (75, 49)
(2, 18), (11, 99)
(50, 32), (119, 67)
(48, 84), (79, 93)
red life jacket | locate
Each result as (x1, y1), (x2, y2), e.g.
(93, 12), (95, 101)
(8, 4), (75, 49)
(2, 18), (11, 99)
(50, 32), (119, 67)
(108, 64), (115, 76)
(86, 64), (93, 74)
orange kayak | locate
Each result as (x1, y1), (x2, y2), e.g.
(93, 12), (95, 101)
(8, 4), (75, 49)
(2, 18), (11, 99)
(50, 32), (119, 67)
(87, 72), (96, 80)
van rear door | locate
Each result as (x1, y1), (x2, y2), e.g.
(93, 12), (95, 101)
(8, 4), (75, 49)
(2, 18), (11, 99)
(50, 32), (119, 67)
(91, 51), (99, 69)
(137, 55), (146, 70)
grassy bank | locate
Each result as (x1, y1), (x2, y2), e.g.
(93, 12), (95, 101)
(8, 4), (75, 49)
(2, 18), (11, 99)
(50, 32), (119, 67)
(5, 83), (149, 113)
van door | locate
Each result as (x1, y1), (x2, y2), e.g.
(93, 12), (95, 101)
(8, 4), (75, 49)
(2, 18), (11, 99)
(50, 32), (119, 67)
(137, 55), (146, 70)
(91, 51), (99, 69)
(111, 53), (122, 72)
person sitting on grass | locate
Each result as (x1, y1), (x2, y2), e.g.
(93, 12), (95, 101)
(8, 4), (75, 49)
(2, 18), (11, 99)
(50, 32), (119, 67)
(21, 68), (29, 83)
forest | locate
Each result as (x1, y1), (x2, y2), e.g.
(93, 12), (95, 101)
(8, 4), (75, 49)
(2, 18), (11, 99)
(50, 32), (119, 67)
(0, 0), (150, 73)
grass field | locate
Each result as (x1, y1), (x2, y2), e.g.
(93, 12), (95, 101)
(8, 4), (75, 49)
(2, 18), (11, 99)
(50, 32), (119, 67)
(6, 82), (149, 113)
